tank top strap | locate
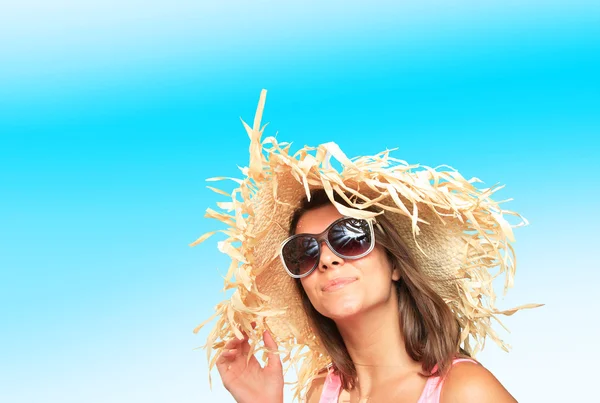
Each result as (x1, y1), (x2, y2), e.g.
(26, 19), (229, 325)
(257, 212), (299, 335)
(319, 367), (342, 403)
(416, 358), (477, 403)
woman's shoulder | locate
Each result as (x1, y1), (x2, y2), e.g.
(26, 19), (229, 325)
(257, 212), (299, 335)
(439, 360), (516, 403)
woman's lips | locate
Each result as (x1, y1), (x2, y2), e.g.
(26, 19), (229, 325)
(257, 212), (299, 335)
(322, 277), (357, 292)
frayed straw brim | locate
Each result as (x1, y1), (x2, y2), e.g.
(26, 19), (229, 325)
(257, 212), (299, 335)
(192, 89), (541, 402)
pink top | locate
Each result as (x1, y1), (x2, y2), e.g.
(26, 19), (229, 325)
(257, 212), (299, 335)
(318, 358), (476, 403)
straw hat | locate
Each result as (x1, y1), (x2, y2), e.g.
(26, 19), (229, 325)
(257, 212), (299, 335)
(192, 90), (539, 401)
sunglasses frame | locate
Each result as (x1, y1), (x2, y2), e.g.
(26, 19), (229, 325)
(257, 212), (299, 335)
(279, 216), (376, 279)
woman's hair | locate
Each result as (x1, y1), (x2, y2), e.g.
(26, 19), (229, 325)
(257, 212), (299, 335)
(289, 189), (468, 390)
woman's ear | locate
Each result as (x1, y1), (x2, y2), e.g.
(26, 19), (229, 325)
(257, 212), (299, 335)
(386, 251), (401, 282)
(391, 261), (401, 282)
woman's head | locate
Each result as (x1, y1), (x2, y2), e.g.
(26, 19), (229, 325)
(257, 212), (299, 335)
(292, 203), (400, 321)
(287, 189), (464, 389)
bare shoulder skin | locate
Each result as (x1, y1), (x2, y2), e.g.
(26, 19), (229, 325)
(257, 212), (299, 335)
(441, 362), (517, 403)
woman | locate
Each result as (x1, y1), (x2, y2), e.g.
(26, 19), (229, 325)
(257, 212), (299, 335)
(193, 90), (538, 402)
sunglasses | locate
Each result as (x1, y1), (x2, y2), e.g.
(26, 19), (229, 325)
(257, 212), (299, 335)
(279, 217), (376, 278)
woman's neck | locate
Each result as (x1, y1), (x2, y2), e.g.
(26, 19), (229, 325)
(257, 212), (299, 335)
(335, 294), (421, 397)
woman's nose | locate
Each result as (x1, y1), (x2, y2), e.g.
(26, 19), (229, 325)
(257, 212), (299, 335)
(318, 242), (344, 271)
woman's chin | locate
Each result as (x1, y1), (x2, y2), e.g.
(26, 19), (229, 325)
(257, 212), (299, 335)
(321, 297), (363, 320)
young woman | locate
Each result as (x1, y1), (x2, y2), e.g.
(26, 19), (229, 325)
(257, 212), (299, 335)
(194, 90), (536, 403)
(215, 191), (516, 403)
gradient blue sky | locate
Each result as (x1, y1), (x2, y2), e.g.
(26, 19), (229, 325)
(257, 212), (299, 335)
(1, 1), (599, 402)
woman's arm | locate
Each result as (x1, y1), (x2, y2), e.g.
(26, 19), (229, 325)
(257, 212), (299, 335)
(440, 362), (517, 403)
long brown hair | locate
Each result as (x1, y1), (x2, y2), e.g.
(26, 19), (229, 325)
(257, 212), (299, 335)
(289, 190), (468, 390)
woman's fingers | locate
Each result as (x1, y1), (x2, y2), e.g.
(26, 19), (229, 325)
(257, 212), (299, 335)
(216, 329), (280, 374)
(215, 352), (233, 379)
(220, 348), (238, 358)
(263, 330), (282, 371)
(263, 329), (278, 352)
(216, 348), (238, 368)
(223, 336), (243, 350)
(240, 337), (251, 356)
(216, 336), (245, 368)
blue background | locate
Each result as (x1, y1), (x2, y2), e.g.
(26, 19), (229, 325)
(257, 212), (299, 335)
(1, 1), (598, 402)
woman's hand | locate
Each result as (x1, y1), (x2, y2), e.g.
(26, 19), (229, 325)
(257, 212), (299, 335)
(216, 329), (284, 403)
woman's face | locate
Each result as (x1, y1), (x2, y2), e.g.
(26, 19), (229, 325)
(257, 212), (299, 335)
(296, 204), (400, 321)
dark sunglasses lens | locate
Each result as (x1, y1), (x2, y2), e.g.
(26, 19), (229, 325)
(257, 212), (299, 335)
(282, 236), (320, 276)
(328, 219), (372, 257)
